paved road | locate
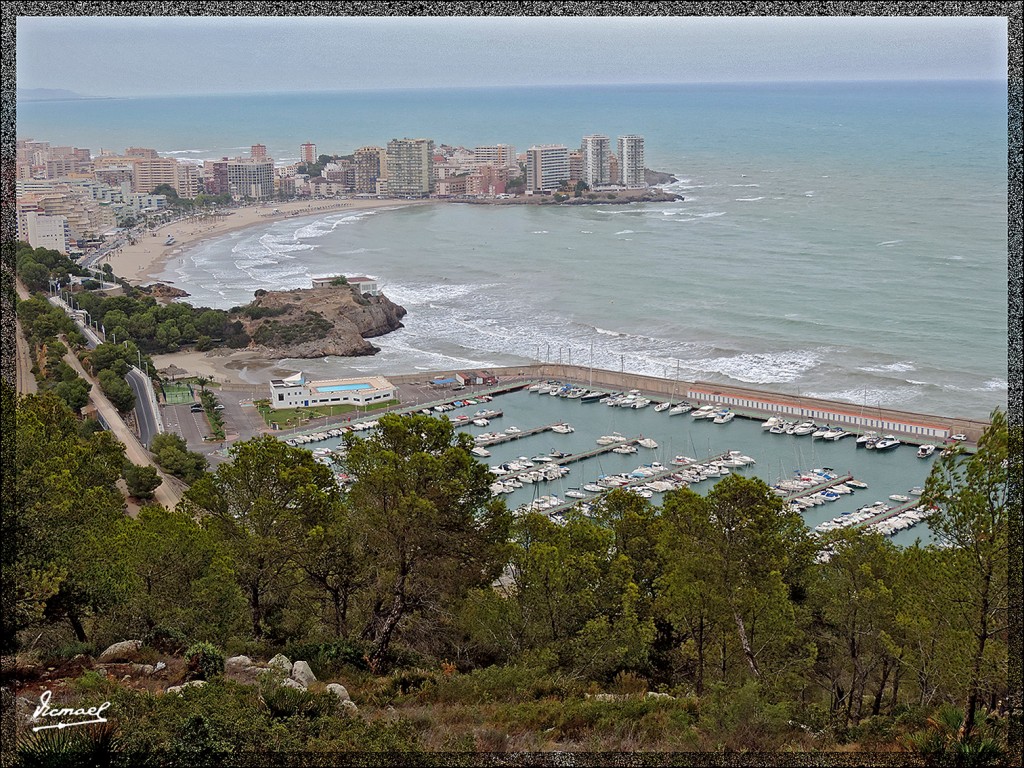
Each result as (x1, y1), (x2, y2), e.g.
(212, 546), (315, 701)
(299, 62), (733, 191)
(126, 367), (160, 448)
(14, 319), (38, 395)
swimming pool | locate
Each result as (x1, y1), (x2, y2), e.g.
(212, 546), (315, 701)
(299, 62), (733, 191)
(316, 383), (373, 393)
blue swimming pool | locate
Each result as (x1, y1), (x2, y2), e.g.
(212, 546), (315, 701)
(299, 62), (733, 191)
(316, 383), (373, 393)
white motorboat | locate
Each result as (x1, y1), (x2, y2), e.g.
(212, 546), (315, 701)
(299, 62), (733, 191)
(612, 444), (638, 455)
(856, 431), (878, 448)
(637, 437), (659, 449)
(470, 446), (491, 457)
(823, 428), (849, 441)
(691, 404), (717, 419)
(889, 494), (911, 502)
(596, 433), (624, 445)
(472, 418), (490, 427)
(505, 426), (522, 434)
(713, 410), (735, 424)
(565, 488), (588, 499)
(669, 403), (693, 415)
(792, 422), (816, 436)
(583, 483), (605, 493)
(761, 415), (783, 430)
(917, 444), (936, 458)
(670, 455), (695, 466)
(846, 479), (869, 489)
(812, 425), (831, 438)
(654, 401), (672, 412)
(909, 486), (925, 496)
(874, 435), (901, 451)
(551, 423), (575, 434)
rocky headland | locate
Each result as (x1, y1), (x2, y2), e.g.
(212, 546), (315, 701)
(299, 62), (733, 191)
(232, 284), (406, 359)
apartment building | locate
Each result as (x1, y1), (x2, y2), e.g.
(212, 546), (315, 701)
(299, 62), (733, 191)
(300, 142), (317, 164)
(24, 211), (71, 253)
(354, 146), (387, 195)
(525, 145), (570, 193)
(204, 157), (276, 199)
(386, 138), (435, 198)
(581, 135), (612, 187)
(251, 144), (269, 161)
(617, 135), (646, 188)
(473, 144), (517, 168)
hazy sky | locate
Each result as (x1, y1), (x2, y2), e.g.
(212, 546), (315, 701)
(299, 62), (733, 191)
(17, 14), (1008, 97)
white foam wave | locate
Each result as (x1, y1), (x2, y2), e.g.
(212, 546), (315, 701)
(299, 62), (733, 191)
(858, 361), (916, 373)
(384, 282), (491, 306)
(734, 196), (764, 202)
(671, 211), (726, 222)
(595, 327), (623, 337)
(876, 240), (903, 247)
(690, 350), (822, 384)
(905, 379), (929, 385)
(614, 229), (635, 235)
(580, 230), (593, 234)
(804, 191), (815, 197)
(160, 149), (208, 155)
(531, 230), (549, 234)
(729, 183), (760, 188)
(804, 386), (921, 407)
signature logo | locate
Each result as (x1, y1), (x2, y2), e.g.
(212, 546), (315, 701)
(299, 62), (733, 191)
(31, 690), (112, 731)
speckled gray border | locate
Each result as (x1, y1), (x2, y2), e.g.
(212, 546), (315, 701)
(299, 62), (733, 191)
(1, 3), (1020, 763)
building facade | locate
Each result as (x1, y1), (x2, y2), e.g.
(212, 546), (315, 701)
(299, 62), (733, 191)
(473, 144), (517, 168)
(386, 138), (435, 198)
(617, 135), (646, 188)
(581, 134), (612, 187)
(204, 158), (276, 199)
(525, 144), (570, 193)
(354, 146), (387, 195)
(300, 142), (317, 164)
(268, 373), (396, 410)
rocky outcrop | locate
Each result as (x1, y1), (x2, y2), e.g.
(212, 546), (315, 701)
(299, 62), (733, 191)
(234, 285), (406, 359)
(326, 682), (351, 703)
(97, 640), (142, 663)
(139, 283), (190, 301)
(290, 660), (317, 688)
(644, 168), (678, 186)
(166, 680), (206, 694)
(268, 654), (293, 676)
(225, 655), (271, 684)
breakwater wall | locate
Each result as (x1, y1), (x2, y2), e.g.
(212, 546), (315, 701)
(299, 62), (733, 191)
(385, 364), (991, 444)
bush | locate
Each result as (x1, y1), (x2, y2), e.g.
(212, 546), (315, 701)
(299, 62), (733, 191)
(143, 625), (189, 655)
(184, 641), (225, 681)
(283, 639), (371, 678)
(259, 680), (337, 720)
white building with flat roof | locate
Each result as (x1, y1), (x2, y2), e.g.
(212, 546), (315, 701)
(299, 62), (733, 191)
(617, 135), (646, 188)
(525, 144), (569, 193)
(269, 373), (396, 410)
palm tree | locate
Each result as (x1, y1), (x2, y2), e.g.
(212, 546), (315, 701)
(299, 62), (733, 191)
(195, 376), (210, 392)
(902, 704), (1006, 766)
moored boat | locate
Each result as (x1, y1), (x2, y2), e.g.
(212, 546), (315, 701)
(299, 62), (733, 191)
(917, 444), (936, 458)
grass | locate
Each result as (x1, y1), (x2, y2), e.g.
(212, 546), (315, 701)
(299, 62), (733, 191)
(258, 400), (401, 430)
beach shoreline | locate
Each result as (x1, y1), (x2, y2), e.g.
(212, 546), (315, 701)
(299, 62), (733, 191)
(101, 197), (433, 286)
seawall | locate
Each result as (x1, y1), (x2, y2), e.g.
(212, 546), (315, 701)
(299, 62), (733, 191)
(385, 364), (991, 444)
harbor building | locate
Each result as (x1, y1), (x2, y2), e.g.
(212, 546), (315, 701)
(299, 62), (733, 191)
(525, 144), (570, 193)
(386, 138), (435, 198)
(581, 135), (612, 187)
(617, 135), (646, 188)
(269, 373), (396, 410)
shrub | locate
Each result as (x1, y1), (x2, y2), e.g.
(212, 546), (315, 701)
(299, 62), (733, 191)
(184, 641), (225, 681)
(259, 680), (337, 720)
(283, 639), (371, 678)
(143, 625), (189, 655)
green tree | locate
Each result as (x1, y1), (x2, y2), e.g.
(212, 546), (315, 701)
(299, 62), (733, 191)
(343, 413), (511, 668)
(52, 376), (92, 412)
(98, 369), (136, 413)
(123, 463), (162, 500)
(659, 475), (815, 690)
(922, 409), (1010, 741)
(149, 432), (208, 483)
(183, 435), (340, 639)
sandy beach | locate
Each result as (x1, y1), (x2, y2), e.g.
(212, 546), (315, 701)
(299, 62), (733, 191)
(102, 197), (431, 285)
(151, 348), (298, 389)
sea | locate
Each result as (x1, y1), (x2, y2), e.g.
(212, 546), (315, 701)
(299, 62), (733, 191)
(18, 81), (1009, 420)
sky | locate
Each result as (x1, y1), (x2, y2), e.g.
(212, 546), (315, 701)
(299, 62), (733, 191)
(16, 14), (1009, 98)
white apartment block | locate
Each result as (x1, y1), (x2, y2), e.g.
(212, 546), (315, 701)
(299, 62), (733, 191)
(525, 145), (570, 193)
(581, 135), (611, 187)
(617, 135), (646, 188)
(354, 146), (388, 195)
(386, 138), (434, 198)
(473, 144), (517, 168)
(25, 212), (71, 253)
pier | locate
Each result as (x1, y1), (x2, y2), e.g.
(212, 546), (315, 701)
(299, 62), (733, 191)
(494, 438), (642, 482)
(783, 474), (854, 502)
(476, 423), (571, 447)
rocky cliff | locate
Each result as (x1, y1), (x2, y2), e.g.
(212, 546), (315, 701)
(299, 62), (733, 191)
(233, 284), (406, 359)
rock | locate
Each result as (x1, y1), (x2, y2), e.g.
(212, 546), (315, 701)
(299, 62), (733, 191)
(340, 700), (358, 714)
(267, 654), (292, 675)
(280, 677), (306, 690)
(326, 683), (351, 703)
(154, 661), (166, 672)
(290, 660), (316, 688)
(97, 640), (142, 663)
(166, 680), (206, 694)
(225, 655), (270, 685)
(131, 664), (156, 676)
(646, 692), (674, 700)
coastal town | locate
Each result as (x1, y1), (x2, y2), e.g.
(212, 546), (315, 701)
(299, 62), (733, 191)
(15, 133), (678, 261)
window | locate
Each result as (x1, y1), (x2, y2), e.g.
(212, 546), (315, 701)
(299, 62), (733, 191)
(278, 394), (284, 401)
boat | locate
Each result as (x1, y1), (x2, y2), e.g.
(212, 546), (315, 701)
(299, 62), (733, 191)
(472, 418), (490, 427)
(846, 479), (869, 489)
(582, 483), (605, 493)
(909, 486), (925, 496)
(917, 444), (936, 458)
(580, 391), (606, 403)
(873, 435), (901, 451)
(164, 234), (175, 246)
(713, 410), (735, 424)
(761, 415), (783, 430)
(889, 494), (911, 502)
(504, 426), (522, 434)
(470, 446), (491, 457)
(612, 444), (638, 455)
(691, 405), (718, 420)
(637, 437), (659, 449)
(669, 403), (693, 415)
(596, 432), (624, 445)
(551, 423), (575, 434)
(670, 455), (695, 465)
(565, 488), (588, 499)
(654, 402), (672, 413)
(822, 428), (849, 441)
(856, 431), (878, 448)
(792, 422), (817, 436)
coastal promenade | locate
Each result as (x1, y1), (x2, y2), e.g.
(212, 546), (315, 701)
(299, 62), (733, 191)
(383, 364), (990, 445)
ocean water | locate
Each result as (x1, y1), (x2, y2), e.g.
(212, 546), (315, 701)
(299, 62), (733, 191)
(18, 81), (1008, 419)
